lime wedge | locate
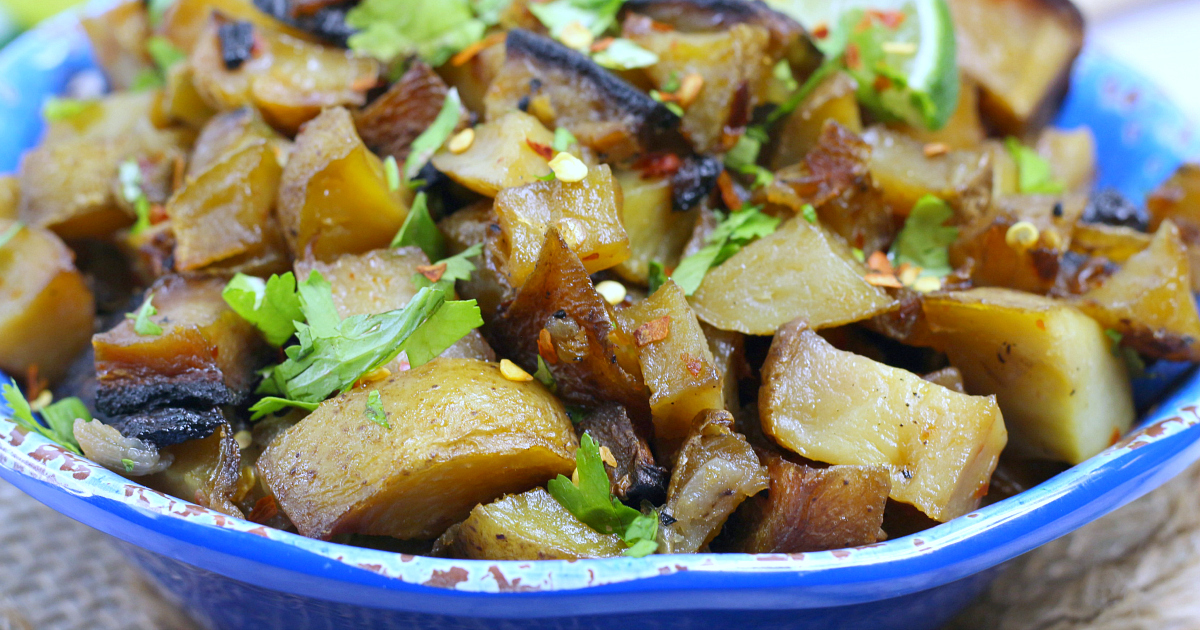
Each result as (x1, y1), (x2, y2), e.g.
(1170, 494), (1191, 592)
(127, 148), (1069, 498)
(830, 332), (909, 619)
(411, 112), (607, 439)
(766, 0), (959, 130)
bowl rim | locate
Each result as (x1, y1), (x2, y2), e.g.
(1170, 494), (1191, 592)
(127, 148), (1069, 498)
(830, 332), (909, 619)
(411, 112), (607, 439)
(2, 6), (1200, 615)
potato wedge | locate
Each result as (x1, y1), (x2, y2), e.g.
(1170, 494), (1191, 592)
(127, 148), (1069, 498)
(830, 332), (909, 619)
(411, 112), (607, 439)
(79, 0), (153, 92)
(1147, 163), (1200, 290)
(576, 404), (668, 506)
(923, 288), (1133, 464)
(861, 125), (992, 223)
(162, 63), (218, 129)
(1074, 221), (1200, 361)
(258, 358), (578, 540)
(441, 488), (626, 560)
(660, 410), (767, 554)
(613, 171), (698, 285)
(769, 71), (862, 170)
(760, 320), (1007, 521)
(430, 111), (555, 197)
(277, 107), (408, 262)
(157, 0), (318, 54)
(186, 107), (284, 178)
(0, 221), (95, 382)
(437, 36), (506, 115)
(703, 323), (745, 413)
(143, 422), (243, 517)
(354, 61), (455, 164)
(690, 217), (895, 335)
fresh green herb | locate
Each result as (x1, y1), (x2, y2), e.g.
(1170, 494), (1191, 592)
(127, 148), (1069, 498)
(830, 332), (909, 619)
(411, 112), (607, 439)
(852, 247), (866, 262)
(1, 384), (82, 455)
(661, 72), (681, 93)
(890, 194), (958, 277)
(766, 55), (843, 125)
(131, 69), (165, 91)
(1104, 328), (1123, 347)
(346, 0), (487, 66)
(529, 0), (625, 38)
(390, 192), (447, 260)
(0, 221), (23, 250)
(222, 272), (305, 346)
(413, 243), (484, 293)
(147, 36), (186, 73)
(365, 390), (389, 428)
(533, 356), (557, 393)
(592, 38), (658, 70)
(649, 90), (684, 117)
(121, 458), (136, 472)
(147, 0), (176, 27)
(565, 405), (588, 424)
(537, 172), (558, 181)
(471, 0), (513, 24)
(1005, 137), (1064, 195)
(42, 98), (94, 122)
(118, 159), (153, 235)
(773, 59), (798, 92)
(40, 397), (91, 453)
(1104, 329), (1145, 378)
(671, 206), (781, 295)
(248, 397), (320, 420)
(547, 433), (658, 556)
(724, 134), (761, 173)
(384, 155), (401, 192)
(126, 293), (164, 337)
(801, 203), (818, 224)
(647, 260), (667, 295)
(552, 127), (578, 153)
(404, 88), (462, 180)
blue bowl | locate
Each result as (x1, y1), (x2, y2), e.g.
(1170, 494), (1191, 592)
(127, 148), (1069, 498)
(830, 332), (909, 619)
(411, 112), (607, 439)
(2, 10), (1200, 630)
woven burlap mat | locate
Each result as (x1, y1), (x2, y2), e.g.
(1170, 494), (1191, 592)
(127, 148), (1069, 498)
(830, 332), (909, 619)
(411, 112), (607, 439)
(3, 460), (1200, 630)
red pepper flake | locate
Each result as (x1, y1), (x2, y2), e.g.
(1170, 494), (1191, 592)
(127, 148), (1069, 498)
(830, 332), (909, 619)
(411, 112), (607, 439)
(633, 152), (683, 178)
(451, 32), (506, 66)
(812, 23), (829, 39)
(864, 273), (903, 288)
(846, 43), (861, 70)
(24, 365), (46, 401)
(537, 328), (558, 365)
(351, 75), (380, 92)
(1035, 319), (1046, 331)
(590, 37), (615, 52)
(922, 142), (950, 158)
(867, 9), (906, 29)
(716, 170), (742, 211)
(1110, 427), (1123, 446)
(416, 262), (447, 282)
(150, 203), (169, 225)
(684, 354), (703, 376)
(581, 252), (600, 262)
(855, 13), (874, 33)
(526, 138), (554, 160)
(248, 495), (278, 524)
(634, 316), (671, 347)
(873, 75), (892, 92)
(650, 19), (674, 32)
(866, 251), (893, 275)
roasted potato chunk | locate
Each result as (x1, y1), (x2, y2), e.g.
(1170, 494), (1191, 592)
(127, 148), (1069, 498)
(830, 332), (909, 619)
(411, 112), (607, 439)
(613, 171), (698, 285)
(495, 164), (630, 286)
(660, 410), (767, 553)
(760, 320), (1007, 522)
(259, 358), (578, 540)
(1069, 223), (1152, 264)
(437, 36), (506, 115)
(278, 107), (408, 262)
(186, 107), (284, 178)
(923, 288), (1134, 464)
(431, 111), (555, 197)
(162, 63), (220, 129)
(354, 61), (455, 164)
(0, 177), (17, 221)
(1147, 163), (1200, 291)
(143, 423), (243, 516)
(157, 0), (318, 54)
(769, 72), (862, 170)
(0, 221), (95, 383)
(577, 404), (668, 506)
(441, 488), (626, 560)
(690, 218), (895, 335)
(1074, 221), (1200, 361)
(719, 454), (889, 553)
(106, 406), (227, 449)
(93, 274), (268, 416)
(702, 323), (745, 413)
(79, 0), (153, 92)
(861, 125), (992, 223)
(888, 74), (986, 151)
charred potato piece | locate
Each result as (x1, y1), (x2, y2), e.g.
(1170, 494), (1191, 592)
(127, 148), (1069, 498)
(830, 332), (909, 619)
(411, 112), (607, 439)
(158, 0), (319, 54)
(259, 358), (578, 540)
(93, 274), (268, 416)
(495, 164), (630, 286)
(441, 488), (625, 560)
(0, 177), (17, 221)
(887, 74), (986, 151)
(431, 111), (555, 197)
(690, 217), (895, 335)
(79, 0), (153, 92)
(1147, 163), (1200, 291)
(354, 61), (452, 164)
(143, 423), (243, 517)
(767, 121), (893, 253)
(660, 410), (767, 554)
(190, 18), (379, 134)
(769, 72), (862, 170)
(438, 207), (516, 320)
(616, 281), (723, 455)
(0, 221), (95, 383)
(484, 29), (682, 162)
(613, 171), (698, 285)
(719, 454), (889, 553)
(949, 0), (1084, 135)
(577, 404), (668, 506)
(490, 229), (650, 421)
(278, 107), (408, 262)
(631, 23), (771, 154)
(760, 320), (1007, 522)
(1074, 221), (1200, 361)
(923, 288), (1133, 464)
(106, 406), (227, 449)
(861, 126), (992, 223)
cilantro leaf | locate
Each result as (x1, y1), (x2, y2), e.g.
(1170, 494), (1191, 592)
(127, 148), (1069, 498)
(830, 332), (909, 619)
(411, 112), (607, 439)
(413, 243), (484, 294)
(131, 69), (165, 91)
(1, 384), (83, 455)
(122, 458), (136, 472)
(346, 0), (486, 66)
(365, 390), (389, 428)
(390, 192), (447, 260)
(471, 0), (513, 24)
(1005, 137), (1065, 195)
(248, 397), (320, 420)
(801, 203), (818, 224)
(647, 260), (667, 295)
(40, 397), (91, 454)
(0, 221), (23, 250)
(222, 272), (305, 346)
(295, 270), (343, 337)
(396, 298), (483, 366)
(671, 207), (781, 295)
(592, 38), (658, 70)
(404, 88), (462, 180)
(766, 55), (843, 125)
(890, 195), (958, 277)
(147, 0), (176, 27)
(529, 0), (624, 37)
(147, 36), (186, 74)
(126, 293), (163, 337)
(552, 127), (578, 153)
(118, 160), (153, 235)
(724, 134), (761, 172)
(533, 356), (557, 393)
(384, 155), (401, 192)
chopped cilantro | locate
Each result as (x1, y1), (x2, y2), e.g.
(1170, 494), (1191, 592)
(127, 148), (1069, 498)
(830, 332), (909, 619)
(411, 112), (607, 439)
(724, 134), (761, 173)
(404, 88), (462, 180)
(766, 55), (843, 125)
(471, 0), (513, 24)
(552, 127), (578, 153)
(801, 203), (818, 224)
(661, 72), (681, 93)
(1104, 328), (1123, 348)
(647, 260), (667, 295)
(1105, 329), (1146, 377)
(40, 397), (91, 452)
(126, 293), (163, 337)
(413, 243), (484, 294)
(529, 0), (625, 38)
(147, 0), (176, 27)
(773, 59), (798, 92)
(852, 247), (866, 262)
(121, 458), (136, 473)
(565, 406), (588, 424)
(1, 383), (82, 455)
(649, 90), (684, 117)
(222, 272), (305, 346)
(248, 397), (320, 420)
(365, 390), (389, 428)
(118, 160), (152, 235)
(390, 192), (447, 260)
(384, 155), (401, 192)
(672, 206), (781, 295)
(0, 221), (23, 250)
(533, 356), (557, 393)
(592, 38), (658, 70)
(147, 36), (186, 74)
(890, 195), (958, 278)
(130, 69), (164, 91)
(346, 0), (486, 66)
(42, 98), (94, 122)
(548, 433), (659, 556)
(536, 172), (558, 181)
(1005, 137), (1065, 195)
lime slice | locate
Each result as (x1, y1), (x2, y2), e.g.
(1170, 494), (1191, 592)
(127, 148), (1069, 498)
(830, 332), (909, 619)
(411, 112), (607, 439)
(766, 0), (959, 130)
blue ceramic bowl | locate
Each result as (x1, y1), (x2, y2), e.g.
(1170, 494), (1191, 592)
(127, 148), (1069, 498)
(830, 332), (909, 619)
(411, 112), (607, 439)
(2, 10), (1200, 630)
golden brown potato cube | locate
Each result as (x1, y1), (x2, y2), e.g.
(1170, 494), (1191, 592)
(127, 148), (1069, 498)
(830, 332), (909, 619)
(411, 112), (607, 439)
(431, 111), (555, 197)
(616, 281), (723, 455)
(495, 164), (630, 286)
(760, 320), (1007, 522)
(438, 206), (517, 320)
(660, 410), (767, 553)
(93, 274), (268, 416)
(80, 0), (153, 92)
(144, 423), (243, 517)
(1074, 221), (1200, 361)
(861, 125), (992, 223)
(187, 107), (285, 178)
(41, 90), (190, 147)
(441, 488), (625, 560)
(162, 63), (218, 129)
(354, 61), (455, 164)
(0, 177), (18, 221)
(190, 18), (378, 134)
(157, 0), (318, 54)
(703, 323), (745, 413)
(1037, 127), (1095, 192)
(613, 171), (698, 285)
(277, 107), (407, 262)
(720, 454), (889, 553)
(690, 218), (895, 335)
(887, 74), (987, 151)
(949, 0), (1083, 135)
(437, 36), (506, 115)
(1068, 223), (1152, 264)
(259, 358), (578, 540)
(576, 404), (667, 505)
(769, 71), (862, 170)
(632, 23), (771, 153)
(923, 288), (1133, 464)
(0, 221), (94, 382)
(1148, 163), (1200, 291)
